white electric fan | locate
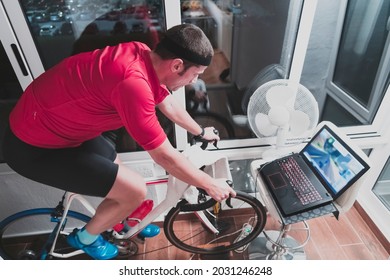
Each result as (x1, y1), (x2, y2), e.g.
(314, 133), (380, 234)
(247, 79), (319, 158)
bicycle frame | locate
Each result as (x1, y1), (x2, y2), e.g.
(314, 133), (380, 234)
(48, 145), (232, 259)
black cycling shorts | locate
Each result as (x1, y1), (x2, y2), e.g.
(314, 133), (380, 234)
(2, 126), (119, 197)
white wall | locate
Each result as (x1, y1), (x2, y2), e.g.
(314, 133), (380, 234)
(300, 0), (342, 110)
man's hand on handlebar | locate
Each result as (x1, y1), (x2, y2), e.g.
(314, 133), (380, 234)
(202, 127), (220, 142)
(206, 178), (236, 202)
(192, 127), (220, 149)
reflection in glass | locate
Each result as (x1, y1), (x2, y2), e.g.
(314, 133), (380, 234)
(333, 0), (390, 108)
(20, 0), (165, 69)
(181, 0), (293, 142)
(321, 96), (361, 126)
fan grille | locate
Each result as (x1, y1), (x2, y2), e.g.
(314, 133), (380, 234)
(247, 79), (319, 139)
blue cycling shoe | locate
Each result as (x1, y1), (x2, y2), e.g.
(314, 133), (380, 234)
(67, 228), (118, 260)
(138, 224), (160, 238)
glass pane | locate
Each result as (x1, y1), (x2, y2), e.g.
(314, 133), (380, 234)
(181, 0), (294, 141)
(18, 0), (170, 152)
(321, 96), (361, 126)
(373, 157), (390, 211)
(0, 41), (23, 163)
(332, 0), (390, 108)
(20, 0), (165, 69)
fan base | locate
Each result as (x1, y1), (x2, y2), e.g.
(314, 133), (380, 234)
(247, 231), (306, 260)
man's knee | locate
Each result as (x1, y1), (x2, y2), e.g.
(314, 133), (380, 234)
(111, 181), (146, 201)
(129, 184), (147, 202)
(107, 168), (147, 203)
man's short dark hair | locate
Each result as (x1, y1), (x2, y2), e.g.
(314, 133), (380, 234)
(154, 23), (214, 69)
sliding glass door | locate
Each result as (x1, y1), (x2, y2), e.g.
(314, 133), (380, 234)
(320, 0), (390, 241)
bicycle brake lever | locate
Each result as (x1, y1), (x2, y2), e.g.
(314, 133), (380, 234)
(200, 140), (219, 150)
(195, 129), (220, 150)
(226, 196), (233, 208)
(225, 180), (234, 208)
(213, 129), (219, 149)
(200, 140), (208, 150)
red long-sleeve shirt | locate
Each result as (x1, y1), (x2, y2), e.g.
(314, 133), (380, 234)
(10, 42), (169, 150)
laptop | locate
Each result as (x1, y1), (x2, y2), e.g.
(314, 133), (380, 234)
(258, 122), (370, 217)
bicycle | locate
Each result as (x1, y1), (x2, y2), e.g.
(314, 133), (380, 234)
(0, 142), (266, 260)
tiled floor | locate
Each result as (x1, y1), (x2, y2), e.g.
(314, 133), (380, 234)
(1, 203), (388, 260)
(127, 205), (389, 260)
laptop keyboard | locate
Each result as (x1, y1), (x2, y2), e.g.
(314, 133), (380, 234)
(278, 157), (323, 205)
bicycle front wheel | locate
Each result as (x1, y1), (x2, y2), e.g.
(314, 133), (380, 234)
(0, 208), (90, 260)
(164, 191), (266, 256)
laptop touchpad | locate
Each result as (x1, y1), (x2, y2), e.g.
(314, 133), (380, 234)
(268, 173), (287, 189)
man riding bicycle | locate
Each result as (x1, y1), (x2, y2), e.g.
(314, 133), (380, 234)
(2, 24), (236, 260)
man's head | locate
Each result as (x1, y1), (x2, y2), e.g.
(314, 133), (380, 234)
(155, 23), (214, 71)
(153, 24), (214, 91)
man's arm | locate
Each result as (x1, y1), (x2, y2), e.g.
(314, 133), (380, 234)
(157, 94), (202, 135)
(148, 139), (235, 201)
(157, 94), (218, 141)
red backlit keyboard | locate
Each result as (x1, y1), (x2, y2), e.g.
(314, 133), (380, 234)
(278, 157), (323, 205)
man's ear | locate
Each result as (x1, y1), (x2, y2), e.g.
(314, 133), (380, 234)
(170, 58), (184, 73)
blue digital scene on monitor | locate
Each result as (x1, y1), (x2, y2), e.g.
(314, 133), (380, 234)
(302, 128), (365, 195)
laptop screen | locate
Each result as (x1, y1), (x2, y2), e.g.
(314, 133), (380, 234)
(300, 125), (370, 199)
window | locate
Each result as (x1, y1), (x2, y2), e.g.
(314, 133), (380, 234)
(323, 0), (390, 125)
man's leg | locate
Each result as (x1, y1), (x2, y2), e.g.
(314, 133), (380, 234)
(3, 129), (156, 259)
(67, 156), (152, 259)
(84, 156), (147, 235)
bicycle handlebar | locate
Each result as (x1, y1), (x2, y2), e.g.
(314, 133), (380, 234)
(190, 128), (219, 150)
